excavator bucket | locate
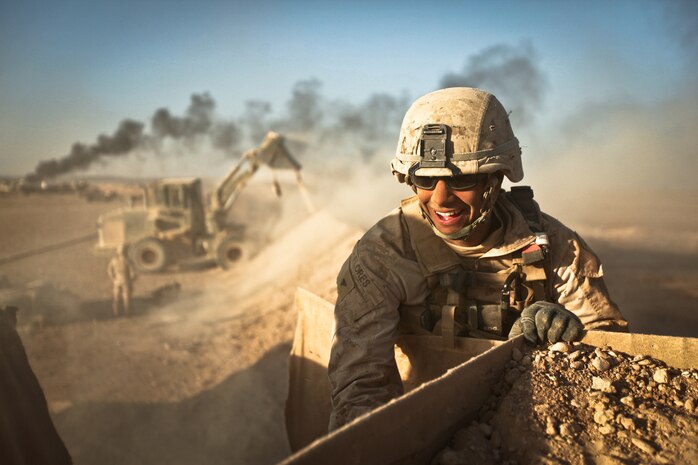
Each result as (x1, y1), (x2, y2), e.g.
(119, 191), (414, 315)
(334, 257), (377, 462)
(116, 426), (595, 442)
(255, 132), (315, 213)
(256, 132), (302, 171)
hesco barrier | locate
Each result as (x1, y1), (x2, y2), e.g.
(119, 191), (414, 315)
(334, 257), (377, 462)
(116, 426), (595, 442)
(282, 288), (698, 465)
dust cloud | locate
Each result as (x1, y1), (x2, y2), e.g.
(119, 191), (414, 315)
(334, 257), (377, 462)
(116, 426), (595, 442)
(527, 0), (698, 255)
(529, 90), (698, 254)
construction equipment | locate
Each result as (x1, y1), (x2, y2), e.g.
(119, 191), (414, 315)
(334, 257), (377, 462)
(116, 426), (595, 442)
(96, 132), (307, 272)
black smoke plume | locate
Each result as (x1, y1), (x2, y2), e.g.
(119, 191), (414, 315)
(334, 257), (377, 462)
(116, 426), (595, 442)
(27, 93), (242, 181)
(284, 79), (324, 132)
(27, 120), (144, 182)
(242, 100), (272, 144)
(152, 93), (215, 139)
(439, 42), (547, 126)
(663, 0), (698, 53)
(325, 92), (410, 160)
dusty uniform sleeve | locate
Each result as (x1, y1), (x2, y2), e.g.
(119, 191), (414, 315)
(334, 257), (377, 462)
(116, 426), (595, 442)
(551, 230), (628, 332)
(328, 239), (404, 431)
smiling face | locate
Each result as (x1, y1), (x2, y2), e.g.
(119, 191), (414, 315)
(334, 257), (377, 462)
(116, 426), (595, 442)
(416, 174), (496, 245)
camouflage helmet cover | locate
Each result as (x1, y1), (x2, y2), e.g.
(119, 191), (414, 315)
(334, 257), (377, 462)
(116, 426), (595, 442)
(391, 87), (523, 183)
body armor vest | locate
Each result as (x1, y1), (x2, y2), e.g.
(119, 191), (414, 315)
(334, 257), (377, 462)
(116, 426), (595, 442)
(397, 187), (552, 341)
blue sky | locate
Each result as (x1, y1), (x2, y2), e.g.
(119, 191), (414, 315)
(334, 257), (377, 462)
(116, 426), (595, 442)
(0, 0), (695, 182)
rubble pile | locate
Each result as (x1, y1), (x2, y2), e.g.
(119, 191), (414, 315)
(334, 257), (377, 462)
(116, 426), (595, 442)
(433, 342), (698, 465)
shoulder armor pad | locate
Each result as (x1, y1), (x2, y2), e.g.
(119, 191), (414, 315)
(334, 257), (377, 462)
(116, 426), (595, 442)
(506, 186), (543, 233)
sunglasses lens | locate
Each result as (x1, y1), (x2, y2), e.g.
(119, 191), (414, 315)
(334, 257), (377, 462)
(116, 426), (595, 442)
(410, 173), (482, 190)
(410, 175), (437, 190)
(447, 175), (480, 190)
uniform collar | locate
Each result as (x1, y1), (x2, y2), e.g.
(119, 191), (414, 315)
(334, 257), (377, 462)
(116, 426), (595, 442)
(479, 194), (537, 258)
(400, 194), (537, 274)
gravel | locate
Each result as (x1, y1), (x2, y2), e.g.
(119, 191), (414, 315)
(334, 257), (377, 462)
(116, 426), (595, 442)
(431, 342), (698, 465)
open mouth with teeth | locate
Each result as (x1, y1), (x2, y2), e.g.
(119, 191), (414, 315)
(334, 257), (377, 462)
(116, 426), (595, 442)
(433, 209), (466, 226)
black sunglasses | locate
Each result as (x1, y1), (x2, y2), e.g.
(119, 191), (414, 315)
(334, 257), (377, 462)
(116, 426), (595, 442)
(409, 173), (486, 191)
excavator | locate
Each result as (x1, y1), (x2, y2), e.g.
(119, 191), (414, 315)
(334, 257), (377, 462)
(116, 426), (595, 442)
(96, 131), (310, 272)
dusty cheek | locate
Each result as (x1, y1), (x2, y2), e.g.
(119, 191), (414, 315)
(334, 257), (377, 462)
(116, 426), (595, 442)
(416, 190), (432, 205)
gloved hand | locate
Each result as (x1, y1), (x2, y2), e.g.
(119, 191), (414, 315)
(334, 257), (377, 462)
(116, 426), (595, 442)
(508, 301), (584, 344)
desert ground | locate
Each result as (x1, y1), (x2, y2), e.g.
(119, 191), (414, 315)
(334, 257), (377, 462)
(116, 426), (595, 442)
(0, 181), (696, 465)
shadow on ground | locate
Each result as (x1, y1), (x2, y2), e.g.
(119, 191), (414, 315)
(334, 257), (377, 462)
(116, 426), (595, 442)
(14, 285), (202, 328)
(54, 342), (293, 465)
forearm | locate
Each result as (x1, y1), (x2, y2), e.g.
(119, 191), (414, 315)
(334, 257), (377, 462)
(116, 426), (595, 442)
(328, 310), (402, 430)
(328, 254), (402, 431)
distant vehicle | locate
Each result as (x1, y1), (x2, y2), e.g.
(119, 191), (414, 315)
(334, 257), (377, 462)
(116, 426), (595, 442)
(95, 132), (304, 272)
(11, 179), (86, 195)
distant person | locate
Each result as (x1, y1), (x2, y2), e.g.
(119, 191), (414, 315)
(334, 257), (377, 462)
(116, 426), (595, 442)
(328, 87), (628, 430)
(108, 244), (136, 316)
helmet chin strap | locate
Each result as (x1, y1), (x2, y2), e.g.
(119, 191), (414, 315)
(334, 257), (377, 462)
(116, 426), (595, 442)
(420, 181), (500, 242)
(427, 211), (490, 241)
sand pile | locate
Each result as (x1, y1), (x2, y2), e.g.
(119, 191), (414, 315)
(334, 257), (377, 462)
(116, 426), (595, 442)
(178, 209), (361, 319)
(433, 342), (698, 465)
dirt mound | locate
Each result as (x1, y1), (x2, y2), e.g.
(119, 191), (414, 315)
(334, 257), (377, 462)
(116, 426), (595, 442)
(434, 342), (698, 465)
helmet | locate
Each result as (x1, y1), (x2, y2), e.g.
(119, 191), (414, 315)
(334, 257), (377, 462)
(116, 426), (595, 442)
(391, 87), (523, 183)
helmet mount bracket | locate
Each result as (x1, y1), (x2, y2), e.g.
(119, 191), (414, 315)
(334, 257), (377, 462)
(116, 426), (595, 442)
(409, 123), (459, 177)
(418, 124), (449, 168)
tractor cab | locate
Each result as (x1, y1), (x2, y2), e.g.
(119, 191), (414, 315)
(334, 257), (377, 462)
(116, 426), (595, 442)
(145, 178), (207, 241)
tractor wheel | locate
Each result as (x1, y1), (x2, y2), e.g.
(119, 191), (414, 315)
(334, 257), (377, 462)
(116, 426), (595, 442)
(216, 236), (245, 270)
(129, 238), (168, 273)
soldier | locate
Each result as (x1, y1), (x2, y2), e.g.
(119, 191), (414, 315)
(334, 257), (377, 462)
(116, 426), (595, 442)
(328, 87), (628, 430)
(108, 244), (137, 316)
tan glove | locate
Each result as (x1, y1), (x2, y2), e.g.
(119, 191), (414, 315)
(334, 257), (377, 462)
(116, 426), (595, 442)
(508, 301), (584, 344)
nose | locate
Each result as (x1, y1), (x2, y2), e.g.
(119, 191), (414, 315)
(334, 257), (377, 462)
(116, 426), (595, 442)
(431, 179), (452, 204)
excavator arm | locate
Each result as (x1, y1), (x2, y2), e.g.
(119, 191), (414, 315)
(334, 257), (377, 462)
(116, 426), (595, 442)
(209, 131), (310, 232)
